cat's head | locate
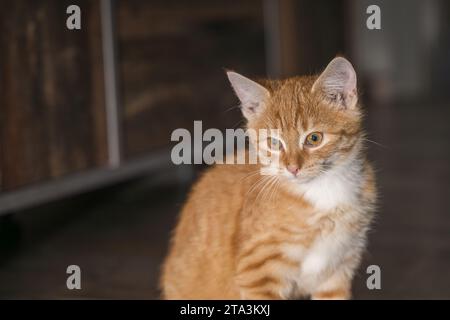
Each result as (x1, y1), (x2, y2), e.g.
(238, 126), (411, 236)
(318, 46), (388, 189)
(227, 57), (363, 183)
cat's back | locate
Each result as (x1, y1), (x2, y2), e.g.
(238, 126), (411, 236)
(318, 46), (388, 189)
(161, 163), (258, 299)
(186, 162), (258, 211)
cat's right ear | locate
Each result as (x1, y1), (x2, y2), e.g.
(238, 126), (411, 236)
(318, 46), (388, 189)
(226, 71), (270, 120)
(311, 57), (358, 109)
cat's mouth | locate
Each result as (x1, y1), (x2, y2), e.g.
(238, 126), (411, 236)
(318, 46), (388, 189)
(261, 165), (326, 184)
(280, 167), (326, 184)
(285, 173), (312, 183)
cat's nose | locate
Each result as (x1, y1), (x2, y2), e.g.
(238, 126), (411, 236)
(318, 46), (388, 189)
(287, 165), (299, 176)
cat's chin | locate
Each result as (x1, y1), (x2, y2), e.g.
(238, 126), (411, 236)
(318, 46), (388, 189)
(281, 174), (318, 185)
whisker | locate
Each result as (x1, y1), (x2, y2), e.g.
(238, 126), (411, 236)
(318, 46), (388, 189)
(268, 176), (280, 203)
(231, 119), (245, 129)
(264, 176), (278, 201)
(223, 104), (241, 113)
(362, 138), (389, 149)
(240, 169), (262, 181)
(246, 175), (271, 196)
(254, 176), (276, 203)
(259, 176), (275, 203)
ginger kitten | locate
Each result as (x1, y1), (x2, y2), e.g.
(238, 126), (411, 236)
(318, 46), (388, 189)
(161, 57), (377, 300)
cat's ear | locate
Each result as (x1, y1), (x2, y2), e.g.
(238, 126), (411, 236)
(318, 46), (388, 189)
(226, 71), (270, 120)
(312, 57), (358, 109)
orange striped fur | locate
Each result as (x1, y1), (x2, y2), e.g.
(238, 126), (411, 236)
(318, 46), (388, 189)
(161, 57), (377, 300)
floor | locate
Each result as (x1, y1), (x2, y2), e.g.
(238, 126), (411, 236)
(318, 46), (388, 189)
(0, 101), (449, 299)
(0, 177), (187, 299)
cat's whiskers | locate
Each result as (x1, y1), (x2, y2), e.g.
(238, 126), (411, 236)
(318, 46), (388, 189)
(267, 176), (280, 203)
(231, 119), (245, 129)
(257, 175), (280, 204)
(254, 175), (276, 203)
(246, 175), (271, 197)
(362, 137), (388, 149)
(223, 104), (241, 113)
(259, 176), (276, 203)
(240, 169), (262, 181)
(248, 175), (270, 201)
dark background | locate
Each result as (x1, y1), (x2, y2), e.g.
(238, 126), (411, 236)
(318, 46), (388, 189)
(0, 0), (449, 299)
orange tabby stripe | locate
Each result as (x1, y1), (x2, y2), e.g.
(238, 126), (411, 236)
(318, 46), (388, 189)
(239, 247), (300, 271)
(240, 275), (280, 288)
(238, 235), (310, 260)
(313, 288), (349, 299)
(246, 289), (280, 300)
(238, 252), (283, 274)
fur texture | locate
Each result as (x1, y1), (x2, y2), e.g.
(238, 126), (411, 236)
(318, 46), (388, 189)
(161, 57), (377, 299)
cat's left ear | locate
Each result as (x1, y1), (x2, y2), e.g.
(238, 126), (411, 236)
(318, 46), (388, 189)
(312, 57), (358, 109)
(226, 71), (270, 120)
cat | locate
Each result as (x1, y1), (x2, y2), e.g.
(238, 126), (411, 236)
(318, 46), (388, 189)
(161, 57), (377, 300)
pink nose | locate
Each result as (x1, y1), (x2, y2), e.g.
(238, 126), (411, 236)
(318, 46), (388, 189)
(287, 165), (299, 176)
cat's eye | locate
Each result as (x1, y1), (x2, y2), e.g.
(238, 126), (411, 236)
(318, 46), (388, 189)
(268, 137), (283, 151)
(304, 132), (323, 148)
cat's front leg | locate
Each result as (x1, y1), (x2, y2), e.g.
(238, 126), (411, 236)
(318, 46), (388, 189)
(235, 274), (284, 300)
(234, 243), (301, 300)
(310, 268), (353, 300)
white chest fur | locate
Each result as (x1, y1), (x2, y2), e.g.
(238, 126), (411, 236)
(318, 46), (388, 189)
(299, 223), (351, 289)
(296, 157), (363, 211)
(281, 156), (366, 297)
(282, 220), (353, 297)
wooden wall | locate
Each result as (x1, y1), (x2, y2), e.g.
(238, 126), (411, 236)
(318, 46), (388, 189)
(0, 0), (266, 196)
(0, 0), (108, 191)
(116, 0), (266, 159)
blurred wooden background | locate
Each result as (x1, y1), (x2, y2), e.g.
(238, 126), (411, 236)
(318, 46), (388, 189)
(0, 0), (107, 191)
(0, 0), (449, 299)
(0, 0), (270, 211)
(116, 0), (266, 158)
